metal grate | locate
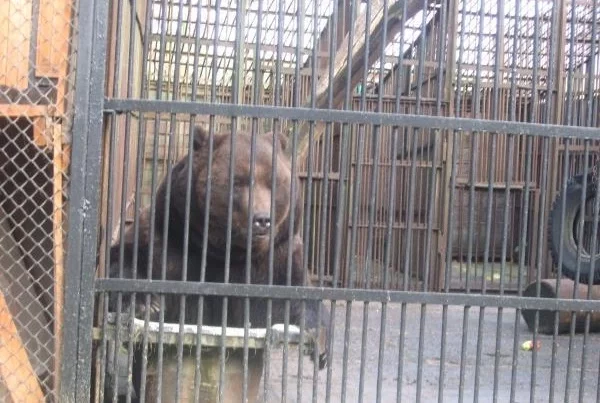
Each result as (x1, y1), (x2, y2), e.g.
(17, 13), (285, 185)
(49, 0), (600, 402)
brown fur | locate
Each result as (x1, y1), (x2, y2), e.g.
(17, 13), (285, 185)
(108, 125), (330, 375)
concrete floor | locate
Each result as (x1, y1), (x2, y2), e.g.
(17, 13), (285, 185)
(265, 302), (600, 403)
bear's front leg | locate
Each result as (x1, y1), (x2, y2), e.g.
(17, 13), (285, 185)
(107, 245), (163, 323)
(287, 237), (331, 370)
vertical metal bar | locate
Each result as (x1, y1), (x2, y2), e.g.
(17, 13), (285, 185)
(102, 112), (118, 403)
(165, 2), (186, 401)
(491, 1), (507, 401)
(438, 135), (460, 403)
(290, 1), (306, 402)
(180, 2), (204, 402)
(357, 2), (375, 402)
(579, 3), (599, 401)
(375, 1), (391, 403)
(217, 0), (246, 400)
(341, 3), (368, 399)
(264, 0), (286, 400)
(416, 1), (447, 400)
(313, 10), (339, 403)
(458, 0), (479, 399)
(298, 2), (319, 401)
(244, 1), (265, 401)
(242, 104), (259, 403)
(142, 2), (171, 400)
(400, 1), (430, 401)
(541, 1), (563, 402)
(506, 1), (525, 401)
(439, 1), (466, 400)
(532, 18), (552, 394)
(282, 0), (303, 396)
(193, 0), (221, 399)
(395, 2), (410, 400)
(60, 0), (109, 399)
(110, 19), (126, 401)
(109, 112), (123, 403)
(327, 0), (355, 395)
(471, 2), (491, 399)
(561, 1), (582, 402)
(281, 1), (303, 399)
(120, 1), (144, 402)
(315, 0), (339, 401)
(128, 3), (155, 401)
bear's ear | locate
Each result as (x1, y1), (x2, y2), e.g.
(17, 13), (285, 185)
(192, 125), (209, 150)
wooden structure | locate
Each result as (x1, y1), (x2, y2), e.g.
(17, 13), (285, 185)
(0, 0), (73, 400)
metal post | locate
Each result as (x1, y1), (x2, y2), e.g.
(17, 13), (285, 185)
(59, 0), (109, 400)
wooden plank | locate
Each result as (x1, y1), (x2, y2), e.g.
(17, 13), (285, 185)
(0, 291), (45, 403)
(52, 122), (65, 397)
(0, 1), (9, 86)
(36, 0), (70, 78)
(32, 116), (49, 147)
(294, 0), (429, 161)
(0, 0), (32, 89)
(0, 104), (49, 118)
(36, 0), (72, 116)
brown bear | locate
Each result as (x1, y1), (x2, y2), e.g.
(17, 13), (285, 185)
(106, 125), (330, 397)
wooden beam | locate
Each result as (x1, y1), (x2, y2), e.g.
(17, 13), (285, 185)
(294, 0), (431, 160)
(36, 0), (71, 77)
(0, 291), (45, 402)
(0, 0), (32, 90)
(52, 122), (65, 398)
(0, 104), (50, 118)
(36, 0), (72, 115)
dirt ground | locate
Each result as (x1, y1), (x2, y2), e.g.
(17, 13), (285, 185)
(265, 302), (600, 402)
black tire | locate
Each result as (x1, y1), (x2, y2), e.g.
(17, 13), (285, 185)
(548, 175), (600, 285)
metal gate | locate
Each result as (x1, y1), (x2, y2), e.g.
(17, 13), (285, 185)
(3, 0), (596, 402)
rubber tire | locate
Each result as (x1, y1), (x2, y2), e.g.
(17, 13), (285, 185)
(548, 175), (600, 285)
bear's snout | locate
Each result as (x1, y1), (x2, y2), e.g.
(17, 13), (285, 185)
(252, 212), (271, 236)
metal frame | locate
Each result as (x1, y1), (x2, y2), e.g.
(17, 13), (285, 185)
(104, 98), (600, 140)
(55, 0), (600, 402)
(96, 278), (600, 311)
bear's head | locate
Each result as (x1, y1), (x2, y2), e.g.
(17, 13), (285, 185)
(175, 125), (298, 255)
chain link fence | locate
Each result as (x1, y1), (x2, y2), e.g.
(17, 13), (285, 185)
(0, 0), (75, 401)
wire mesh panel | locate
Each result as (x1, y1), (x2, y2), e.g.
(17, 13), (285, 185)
(90, 0), (600, 402)
(0, 0), (76, 401)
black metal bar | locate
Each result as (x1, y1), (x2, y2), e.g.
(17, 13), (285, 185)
(357, 1), (375, 401)
(472, 1), (495, 400)
(375, 1), (391, 401)
(95, 279), (600, 311)
(104, 98), (600, 139)
(439, 0), (466, 400)
(298, 0), (319, 399)
(314, 0), (339, 400)
(60, 0), (109, 399)
(242, 0), (265, 401)
(491, 3), (508, 401)
(579, 2), (600, 401)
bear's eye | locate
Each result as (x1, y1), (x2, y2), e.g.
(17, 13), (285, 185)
(233, 176), (250, 187)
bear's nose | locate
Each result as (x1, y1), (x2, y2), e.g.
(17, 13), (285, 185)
(253, 213), (271, 233)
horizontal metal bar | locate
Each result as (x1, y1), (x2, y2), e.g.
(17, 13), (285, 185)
(103, 98), (600, 139)
(96, 279), (600, 311)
